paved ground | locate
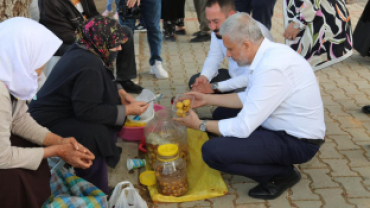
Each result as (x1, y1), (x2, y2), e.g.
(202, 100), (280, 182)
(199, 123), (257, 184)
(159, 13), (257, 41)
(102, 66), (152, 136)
(95, 0), (370, 207)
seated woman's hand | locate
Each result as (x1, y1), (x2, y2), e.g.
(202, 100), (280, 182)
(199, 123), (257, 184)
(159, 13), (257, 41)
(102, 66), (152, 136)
(59, 137), (93, 155)
(57, 143), (95, 169)
(125, 101), (149, 116)
(118, 89), (136, 105)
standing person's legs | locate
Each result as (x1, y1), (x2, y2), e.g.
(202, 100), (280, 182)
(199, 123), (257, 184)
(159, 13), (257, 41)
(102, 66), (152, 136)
(140, 0), (169, 79)
(116, 0), (136, 31)
(250, 0), (277, 30)
(102, 0), (114, 16)
(140, 0), (162, 65)
(191, 0), (211, 42)
(193, 0), (210, 33)
(116, 25), (143, 93)
(106, 0), (113, 11)
(233, 0), (252, 13)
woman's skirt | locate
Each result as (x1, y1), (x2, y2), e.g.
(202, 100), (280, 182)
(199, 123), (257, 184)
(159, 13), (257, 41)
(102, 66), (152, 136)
(0, 134), (51, 208)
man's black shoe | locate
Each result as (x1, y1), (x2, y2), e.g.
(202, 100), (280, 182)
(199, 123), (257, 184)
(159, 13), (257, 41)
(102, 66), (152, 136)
(175, 29), (187, 36)
(192, 31), (202, 36)
(248, 168), (301, 200)
(164, 35), (177, 42)
(362, 105), (370, 114)
(119, 80), (143, 94)
(190, 34), (211, 43)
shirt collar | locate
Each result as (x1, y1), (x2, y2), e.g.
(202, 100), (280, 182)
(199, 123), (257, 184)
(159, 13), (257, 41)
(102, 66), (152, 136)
(249, 38), (271, 71)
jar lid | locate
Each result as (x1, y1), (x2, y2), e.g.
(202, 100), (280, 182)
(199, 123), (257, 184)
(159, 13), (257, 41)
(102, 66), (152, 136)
(158, 144), (178, 157)
(139, 171), (156, 186)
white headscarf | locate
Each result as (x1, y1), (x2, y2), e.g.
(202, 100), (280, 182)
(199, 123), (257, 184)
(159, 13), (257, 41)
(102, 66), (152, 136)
(0, 17), (62, 100)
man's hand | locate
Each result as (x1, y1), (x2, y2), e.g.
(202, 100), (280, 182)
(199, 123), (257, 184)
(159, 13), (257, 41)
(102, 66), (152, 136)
(191, 75), (209, 89)
(184, 92), (208, 108)
(57, 144), (95, 169)
(173, 110), (202, 130)
(127, 0), (140, 8)
(283, 22), (300, 40)
(126, 101), (149, 115)
(192, 82), (215, 94)
(118, 89), (135, 105)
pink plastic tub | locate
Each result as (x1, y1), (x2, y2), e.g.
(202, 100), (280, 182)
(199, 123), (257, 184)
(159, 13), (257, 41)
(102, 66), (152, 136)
(119, 104), (166, 141)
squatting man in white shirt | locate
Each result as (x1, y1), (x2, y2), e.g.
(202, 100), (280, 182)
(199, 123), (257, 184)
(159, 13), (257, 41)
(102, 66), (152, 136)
(188, 0), (273, 119)
(174, 13), (326, 200)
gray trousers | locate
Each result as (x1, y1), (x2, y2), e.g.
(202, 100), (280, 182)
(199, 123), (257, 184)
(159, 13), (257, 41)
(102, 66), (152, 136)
(193, 0), (210, 32)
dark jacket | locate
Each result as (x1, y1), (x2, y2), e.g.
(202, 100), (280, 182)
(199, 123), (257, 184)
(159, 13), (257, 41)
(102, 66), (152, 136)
(353, 0), (370, 57)
(29, 44), (125, 167)
(39, 0), (99, 44)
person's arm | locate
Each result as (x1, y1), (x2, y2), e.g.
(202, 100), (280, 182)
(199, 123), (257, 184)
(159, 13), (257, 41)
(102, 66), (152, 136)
(217, 72), (249, 93)
(206, 93), (243, 109)
(200, 33), (226, 81)
(71, 69), (126, 126)
(0, 88), (45, 170)
(218, 68), (292, 138)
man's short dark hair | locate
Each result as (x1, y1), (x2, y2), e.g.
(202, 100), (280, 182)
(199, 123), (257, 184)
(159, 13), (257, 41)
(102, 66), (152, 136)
(205, 0), (236, 13)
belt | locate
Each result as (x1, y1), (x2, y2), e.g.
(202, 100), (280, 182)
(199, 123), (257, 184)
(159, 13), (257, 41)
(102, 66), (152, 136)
(299, 138), (325, 146)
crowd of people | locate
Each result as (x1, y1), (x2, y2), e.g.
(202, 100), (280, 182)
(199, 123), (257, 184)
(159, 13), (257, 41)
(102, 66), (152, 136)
(0, 0), (369, 207)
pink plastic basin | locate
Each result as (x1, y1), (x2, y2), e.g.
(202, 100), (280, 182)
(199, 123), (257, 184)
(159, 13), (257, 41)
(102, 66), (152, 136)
(119, 104), (166, 141)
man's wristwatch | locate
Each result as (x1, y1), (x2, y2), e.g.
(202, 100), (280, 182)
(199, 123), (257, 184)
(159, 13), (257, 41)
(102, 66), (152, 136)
(199, 120), (208, 132)
(292, 22), (300, 29)
(211, 82), (219, 92)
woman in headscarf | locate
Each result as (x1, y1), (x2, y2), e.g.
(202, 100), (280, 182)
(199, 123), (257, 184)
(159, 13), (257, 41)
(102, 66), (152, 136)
(29, 16), (149, 193)
(0, 17), (95, 208)
(283, 0), (353, 71)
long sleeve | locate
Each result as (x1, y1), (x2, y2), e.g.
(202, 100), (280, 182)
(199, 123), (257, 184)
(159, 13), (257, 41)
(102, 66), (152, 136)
(218, 71), (249, 92)
(71, 69), (126, 126)
(0, 83), (45, 170)
(218, 68), (292, 138)
(200, 32), (225, 81)
(286, 0), (317, 25)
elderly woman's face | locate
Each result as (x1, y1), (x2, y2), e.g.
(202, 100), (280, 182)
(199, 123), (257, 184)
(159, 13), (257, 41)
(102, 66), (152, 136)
(109, 45), (122, 52)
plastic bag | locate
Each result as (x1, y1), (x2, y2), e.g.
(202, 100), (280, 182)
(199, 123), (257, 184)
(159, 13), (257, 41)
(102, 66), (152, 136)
(108, 181), (148, 208)
(43, 168), (108, 208)
(147, 129), (228, 202)
(127, 89), (155, 123)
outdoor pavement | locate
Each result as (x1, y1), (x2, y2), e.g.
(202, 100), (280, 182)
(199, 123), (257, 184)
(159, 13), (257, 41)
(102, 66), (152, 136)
(95, 0), (370, 207)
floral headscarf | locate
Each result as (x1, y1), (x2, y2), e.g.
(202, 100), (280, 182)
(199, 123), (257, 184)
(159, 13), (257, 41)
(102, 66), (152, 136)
(76, 16), (128, 68)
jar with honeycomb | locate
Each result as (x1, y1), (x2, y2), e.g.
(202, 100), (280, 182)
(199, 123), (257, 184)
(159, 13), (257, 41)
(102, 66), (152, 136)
(144, 109), (189, 169)
(154, 144), (188, 197)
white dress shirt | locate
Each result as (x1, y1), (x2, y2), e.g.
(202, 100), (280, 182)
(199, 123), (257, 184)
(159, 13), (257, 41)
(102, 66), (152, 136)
(200, 21), (273, 92)
(218, 39), (326, 140)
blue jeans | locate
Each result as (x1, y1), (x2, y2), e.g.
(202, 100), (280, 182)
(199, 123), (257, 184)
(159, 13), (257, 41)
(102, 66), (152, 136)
(106, 0), (115, 11)
(116, 0), (162, 66)
(233, 0), (277, 30)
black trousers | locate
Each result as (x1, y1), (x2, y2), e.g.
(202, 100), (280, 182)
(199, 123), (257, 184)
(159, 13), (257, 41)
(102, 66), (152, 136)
(202, 105), (321, 183)
(233, 0), (277, 30)
(116, 25), (137, 81)
(353, 0), (370, 56)
(188, 68), (231, 90)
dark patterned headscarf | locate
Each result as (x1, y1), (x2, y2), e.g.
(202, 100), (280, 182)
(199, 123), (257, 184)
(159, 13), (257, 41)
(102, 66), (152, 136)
(76, 16), (128, 68)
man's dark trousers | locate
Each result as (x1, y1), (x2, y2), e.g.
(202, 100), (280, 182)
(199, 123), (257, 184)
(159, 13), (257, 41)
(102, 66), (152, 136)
(202, 126), (320, 183)
(233, 0), (277, 30)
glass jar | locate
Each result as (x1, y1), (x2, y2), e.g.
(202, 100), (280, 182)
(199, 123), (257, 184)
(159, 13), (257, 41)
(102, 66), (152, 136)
(154, 144), (188, 197)
(144, 109), (189, 169)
